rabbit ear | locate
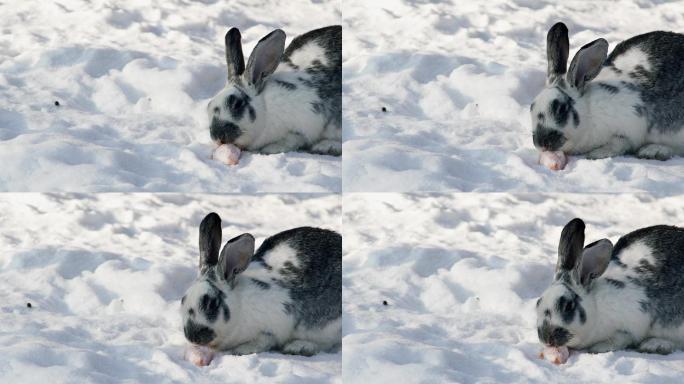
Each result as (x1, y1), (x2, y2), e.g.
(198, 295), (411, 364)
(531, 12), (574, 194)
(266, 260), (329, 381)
(225, 28), (245, 82)
(547, 22), (570, 82)
(580, 239), (613, 287)
(217, 233), (255, 283)
(199, 213), (222, 273)
(245, 29), (286, 89)
(556, 218), (586, 282)
(567, 38), (608, 89)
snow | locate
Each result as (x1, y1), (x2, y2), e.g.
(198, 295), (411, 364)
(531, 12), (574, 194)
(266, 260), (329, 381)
(0, 193), (341, 383)
(342, 0), (684, 192)
(0, 0), (341, 192)
(343, 193), (684, 384)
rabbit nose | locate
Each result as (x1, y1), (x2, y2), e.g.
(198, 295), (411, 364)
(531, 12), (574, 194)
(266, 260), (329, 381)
(184, 320), (216, 345)
(540, 323), (571, 347)
(209, 118), (243, 144)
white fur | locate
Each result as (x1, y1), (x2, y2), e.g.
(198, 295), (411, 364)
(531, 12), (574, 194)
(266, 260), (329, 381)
(614, 240), (651, 267)
(610, 47), (652, 73)
(263, 243), (301, 270)
(286, 40), (329, 68)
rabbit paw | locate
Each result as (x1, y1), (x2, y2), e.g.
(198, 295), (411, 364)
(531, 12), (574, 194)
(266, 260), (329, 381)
(282, 340), (318, 356)
(638, 338), (675, 355)
(636, 144), (674, 161)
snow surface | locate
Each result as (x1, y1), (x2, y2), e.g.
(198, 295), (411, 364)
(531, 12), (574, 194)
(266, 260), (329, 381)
(0, 193), (341, 383)
(343, 0), (684, 192)
(343, 193), (684, 384)
(0, 0), (341, 192)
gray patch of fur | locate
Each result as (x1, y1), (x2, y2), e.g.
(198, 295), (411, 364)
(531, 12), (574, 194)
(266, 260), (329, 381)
(282, 26), (341, 132)
(612, 225), (684, 327)
(253, 227), (341, 329)
(605, 31), (684, 133)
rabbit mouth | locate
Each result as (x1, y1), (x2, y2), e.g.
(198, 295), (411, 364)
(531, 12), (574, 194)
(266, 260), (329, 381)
(214, 140), (245, 150)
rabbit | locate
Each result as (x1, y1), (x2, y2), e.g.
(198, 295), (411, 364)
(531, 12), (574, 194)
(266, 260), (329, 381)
(180, 212), (341, 358)
(536, 218), (684, 355)
(206, 25), (341, 156)
(531, 22), (684, 160)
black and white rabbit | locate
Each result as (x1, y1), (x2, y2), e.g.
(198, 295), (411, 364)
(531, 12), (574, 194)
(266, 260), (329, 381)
(207, 26), (341, 156)
(180, 212), (341, 361)
(537, 218), (684, 355)
(531, 22), (684, 160)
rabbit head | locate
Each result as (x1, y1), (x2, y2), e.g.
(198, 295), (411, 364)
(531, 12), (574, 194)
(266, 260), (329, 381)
(531, 22), (608, 152)
(207, 28), (286, 148)
(180, 212), (255, 347)
(536, 218), (614, 348)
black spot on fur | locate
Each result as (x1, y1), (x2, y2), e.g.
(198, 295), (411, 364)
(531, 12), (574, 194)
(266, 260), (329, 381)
(596, 82), (620, 94)
(226, 90), (252, 121)
(555, 289), (585, 324)
(200, 294), (220, 322)
(184, 320), (216, 345)
(275, 80), (297, 90)
(198, 280), (230, 323)
(549, 93), (577, 127)
(633, 104), (647, 117)
(605, 62), (623, 74)
(26, 302), (32, 308)
(311, 102), (325, 115)
(572, 109), (580, 126)
(181, 296), (186, 305)
(530, 102), (535, 111)
(536, 298), (541, 307)
(251, 278), (271, 290)
(605, 278), (626, 289)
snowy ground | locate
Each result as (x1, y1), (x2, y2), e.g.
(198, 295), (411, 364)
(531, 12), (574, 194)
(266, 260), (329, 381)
(0, 193), (341, 383)
(343, 193), (684, 384)
(342, 0), (684, 192)
(0, 0), (341, 192)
